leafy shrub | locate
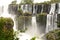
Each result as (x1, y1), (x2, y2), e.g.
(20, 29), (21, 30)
(46, 29), (60, 40)
(23, 12), (32, 16)
(31, 37), (36, 40)
(0, 17), (14, 40)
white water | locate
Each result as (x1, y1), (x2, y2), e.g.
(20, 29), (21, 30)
(58, 3), (60, 14)
(46, 3), (57, 33)
(33, 5), (36, 14)
(41, 4), (43, 13)
(46, 14), (53, 33)
(24, 16), (45, 40)
(27, 16), (38, 36)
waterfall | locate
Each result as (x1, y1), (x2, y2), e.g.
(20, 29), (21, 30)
(31, 16), (37, 36)
(49, 3), (56, 14)
(0, 0), (54, 40)
(46, 14), (53, 33)
(58, 3), (60, 14)
(29, 5), (32, 13)
(25, 5), (39, 36)
(31, 5), (38, 36)
(41, 4), (43, 13)
(21, 5), (25, 13)
(21, 4), (30, 13)
(46, 3), (57, 33)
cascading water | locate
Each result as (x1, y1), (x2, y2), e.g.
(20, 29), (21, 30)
(46, 3), (57, 33)
(31, 5), (40, 36)
(24, 5), (45, 40)
(58, 3), (60, 14)
(46, 14), (53, 33)
(25, 5), (37, 36)
(1, 0), (58, 40)
(32, 16), (37, 36)
(41, 4), (43, 13)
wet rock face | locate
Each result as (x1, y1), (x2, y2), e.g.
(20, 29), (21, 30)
(37, 5), (42, 13)
(33, 4), (51, 14)
(8, 4), (18, 15)
(55, 3), (59, 13)
(57, 14), (60, 28)
(43, 4), (51, 14)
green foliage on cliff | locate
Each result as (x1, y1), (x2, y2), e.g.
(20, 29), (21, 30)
(31, 37), (36, 40)
(35, 0), (60, 5)
(0, 17), (14, 40)
(18, 8), (23, 16)
(23, 12), (32, 16)
(21, 0), (34, 4)
(46, 29), (60, 40)
(51, 0), (60, 3)
(11, 0), (17, 5)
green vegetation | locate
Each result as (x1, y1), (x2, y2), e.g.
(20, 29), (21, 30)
(46, 29), (60, 40)
(51, 0), (60, 3)
(0, 17), (14, 40)
(20, 27), (27, 32)
(35, 0), (60, 5)
(11, 0), (17, 5)
(31, 37), (36, 40)
(18, 8), (23, 16)
(21, 0), (34, 4)
(23, 12), (32, 16)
